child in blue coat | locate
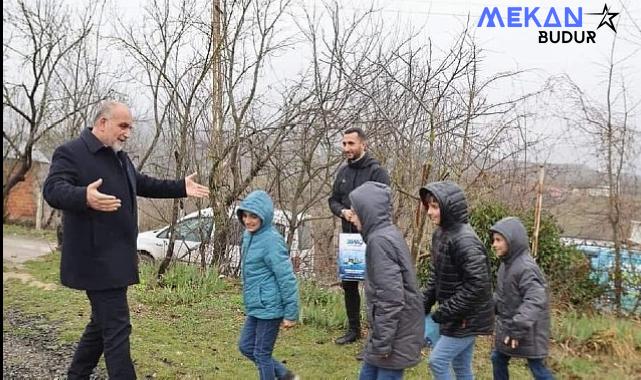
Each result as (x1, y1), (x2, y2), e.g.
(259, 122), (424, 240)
(236, 190), (300, 380)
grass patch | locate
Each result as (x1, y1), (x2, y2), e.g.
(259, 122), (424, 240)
(4, 254), (641, 379)
(300, 281), (355, 330)
(551, 309), (641, 377)
(3, 223), (57, 241)
(554, 310), (641, 356)
(21, 252), (62, 284)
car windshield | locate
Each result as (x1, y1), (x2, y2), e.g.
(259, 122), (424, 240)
(157, 216), (213, 242)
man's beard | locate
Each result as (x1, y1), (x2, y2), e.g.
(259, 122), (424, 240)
(347, 149), (364, 160)
(112, 141), (124, 152)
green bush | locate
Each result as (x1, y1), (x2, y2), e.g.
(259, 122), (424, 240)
(416, 258), (433, 288)
(475, 203), (603, 308)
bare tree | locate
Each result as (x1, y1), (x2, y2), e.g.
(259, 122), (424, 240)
(204, 0), (305, 275)
(113, 0), (215, 277)
(310, 10), (542, 264)
(560, 33), (639, 313)
(2, 0), (104, 213)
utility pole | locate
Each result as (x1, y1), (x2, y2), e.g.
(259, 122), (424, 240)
(209, 0), (223, 191)
(205, 0), (226, 270)
(212, 0), (222, 134)
(531, 165), (545, 258)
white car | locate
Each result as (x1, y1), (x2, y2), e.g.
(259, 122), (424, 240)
(136, 207), (314, 274)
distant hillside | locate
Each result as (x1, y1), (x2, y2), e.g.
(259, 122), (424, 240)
(483, 161), (640, 242)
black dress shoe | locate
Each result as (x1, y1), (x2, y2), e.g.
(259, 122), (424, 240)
(335, 330), (360, 345)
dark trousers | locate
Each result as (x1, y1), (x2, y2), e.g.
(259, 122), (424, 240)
(341, 280), (361, 331)
(67, 287), (135, 380)
(238, 316), (289, 380)
(491, 350), (554, 380)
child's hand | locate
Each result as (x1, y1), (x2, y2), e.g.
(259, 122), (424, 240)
(282, 320), (297, 328)
(503, 336), (519, 349)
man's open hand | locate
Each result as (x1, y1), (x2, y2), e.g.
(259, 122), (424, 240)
(86, 179), (121, 212)
(185, 172), (210, 198)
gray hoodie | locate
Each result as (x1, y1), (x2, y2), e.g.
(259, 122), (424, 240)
(350, 181), (424, 370)
(491, 217), (551, 358)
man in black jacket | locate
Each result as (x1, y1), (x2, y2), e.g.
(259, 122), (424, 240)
(43, 101), (209, 379)
(328, 127), (390, 345)
(420, 181), (494, 380)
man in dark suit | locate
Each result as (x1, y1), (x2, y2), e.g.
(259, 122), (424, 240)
(328, 127), (390, 347)
(43, 101), (209, 379)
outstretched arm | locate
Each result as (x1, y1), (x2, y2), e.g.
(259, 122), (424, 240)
(135, 170), (208, 199)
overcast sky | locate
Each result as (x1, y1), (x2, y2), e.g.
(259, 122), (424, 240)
(12, 0), (640, 173)
(303, 0), (641, 173)
(381, 0), (641, 172)
(270, 0), (640, 173)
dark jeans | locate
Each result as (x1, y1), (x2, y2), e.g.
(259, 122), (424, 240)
(491, 350), (555, 380)
(238, 316), (289, 380)
(341, 280), (361, 331)
(68, 287), (135, 380)
(359, 362), (404, 380)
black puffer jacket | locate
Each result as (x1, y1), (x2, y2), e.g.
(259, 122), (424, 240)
(329, 152), (390, 233)
(491, 217), (550, 358)
(350, 182), (424, 370)
(420, 181), (494, 337)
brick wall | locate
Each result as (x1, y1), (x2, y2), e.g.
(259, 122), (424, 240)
(3, 160), (45, 224)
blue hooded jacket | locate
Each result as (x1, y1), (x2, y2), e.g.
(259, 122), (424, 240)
(237, 190), (299, 321)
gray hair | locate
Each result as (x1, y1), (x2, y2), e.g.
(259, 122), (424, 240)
(92, 100), (124, 126)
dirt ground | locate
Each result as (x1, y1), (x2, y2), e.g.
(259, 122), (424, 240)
(3, 235), (107, 379)
(2, 309), (107, 379)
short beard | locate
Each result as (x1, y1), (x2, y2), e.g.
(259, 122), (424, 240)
(111, 142), (124, 152)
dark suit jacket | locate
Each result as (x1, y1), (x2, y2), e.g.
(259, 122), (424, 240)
(43, 128), (187, 290)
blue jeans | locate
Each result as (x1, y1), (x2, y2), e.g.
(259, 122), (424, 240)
(238, 316), (289, 380)
(428, 335), (476, 380)
(491, 350), (555, 380)
(359, 362), (404, 380)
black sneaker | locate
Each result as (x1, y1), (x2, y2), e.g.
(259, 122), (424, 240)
(281, 370), (300, 380)
(335, 330), (360, 345)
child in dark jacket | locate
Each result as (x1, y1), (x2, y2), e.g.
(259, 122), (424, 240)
(490, 217), (554, 380)
(420, 181), (494, 380)
(350, 182), (425, 380)
(236, 190), (300, 380)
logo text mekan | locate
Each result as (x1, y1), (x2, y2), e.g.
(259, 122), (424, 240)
(477, 5), (619, 44)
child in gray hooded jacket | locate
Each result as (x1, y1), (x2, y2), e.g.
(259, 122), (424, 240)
(349, 181), (424, 380)
(490, 217), (554, 380)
